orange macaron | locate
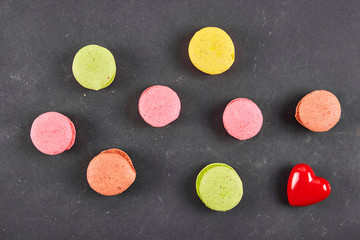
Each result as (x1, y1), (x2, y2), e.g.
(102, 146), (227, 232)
(87, 149), (136, 196)
(295, 90), (341, 132)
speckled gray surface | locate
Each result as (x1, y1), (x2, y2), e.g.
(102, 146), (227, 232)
(1, 0), (360, 239)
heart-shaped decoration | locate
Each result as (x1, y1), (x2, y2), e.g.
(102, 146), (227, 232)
(287, 164), (331, 206)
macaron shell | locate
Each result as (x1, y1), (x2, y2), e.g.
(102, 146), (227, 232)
(188, 27), (235, 75)
(30, 112), (76, 155)
(222, 98), (263, 140)
(103, 148), (135, 171)
(72, 44), (116, 91)
(138, 85), (181, 127)
(295, 99), (303, 126)
(196, 163), (226, 196)
(87, 149), (136, 196)
(196, 163), (243, 212)
(66, 117), (76, 150)
(295, 90), (341, 132)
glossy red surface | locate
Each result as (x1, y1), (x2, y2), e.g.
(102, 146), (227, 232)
(287, 164), (331, 207)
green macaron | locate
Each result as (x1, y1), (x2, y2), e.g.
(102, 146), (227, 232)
(72, 44), (116, 90)
(196, 163), (243, 211)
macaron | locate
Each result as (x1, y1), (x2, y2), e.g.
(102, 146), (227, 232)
(138, 85), (181, 127)
(87, 149), (136, 196)
(196, 163), (243, 211)
(222, 98), (263, 140)
(295, 90), (341, 132)
(72, 44), (116, 90)
(30, 112), (76, 155)
(188, 27), (235, 75)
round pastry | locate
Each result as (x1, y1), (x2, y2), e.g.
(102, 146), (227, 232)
(30, 112), (76, 155)
(295, 90), (341, 132)
(72, 44), (116, 90)
(138, 85), (181, 127)
(223, 98), (263, 140)
(87, 149), (136, 196)
(188, 27), (235, 75)
(196, 163), (243, 211)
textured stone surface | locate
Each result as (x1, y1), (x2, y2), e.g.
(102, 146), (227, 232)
(1, 0), (360, 239)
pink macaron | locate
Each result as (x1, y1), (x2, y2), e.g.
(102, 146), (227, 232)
(222, 98), (263, 140)
(30, 112), (76, 155)
(138, 85), (181, 127)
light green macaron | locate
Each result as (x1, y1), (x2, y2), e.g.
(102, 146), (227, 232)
(196, 163), (243, 211)
(72, 44), (116, 90)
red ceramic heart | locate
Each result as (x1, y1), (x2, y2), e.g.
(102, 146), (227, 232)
(287, 163), (331, 206)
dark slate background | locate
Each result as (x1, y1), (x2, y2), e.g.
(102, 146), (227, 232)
(1, 0), (360, 239)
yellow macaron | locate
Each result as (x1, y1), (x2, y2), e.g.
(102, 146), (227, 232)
(188, 27), (235, 75)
